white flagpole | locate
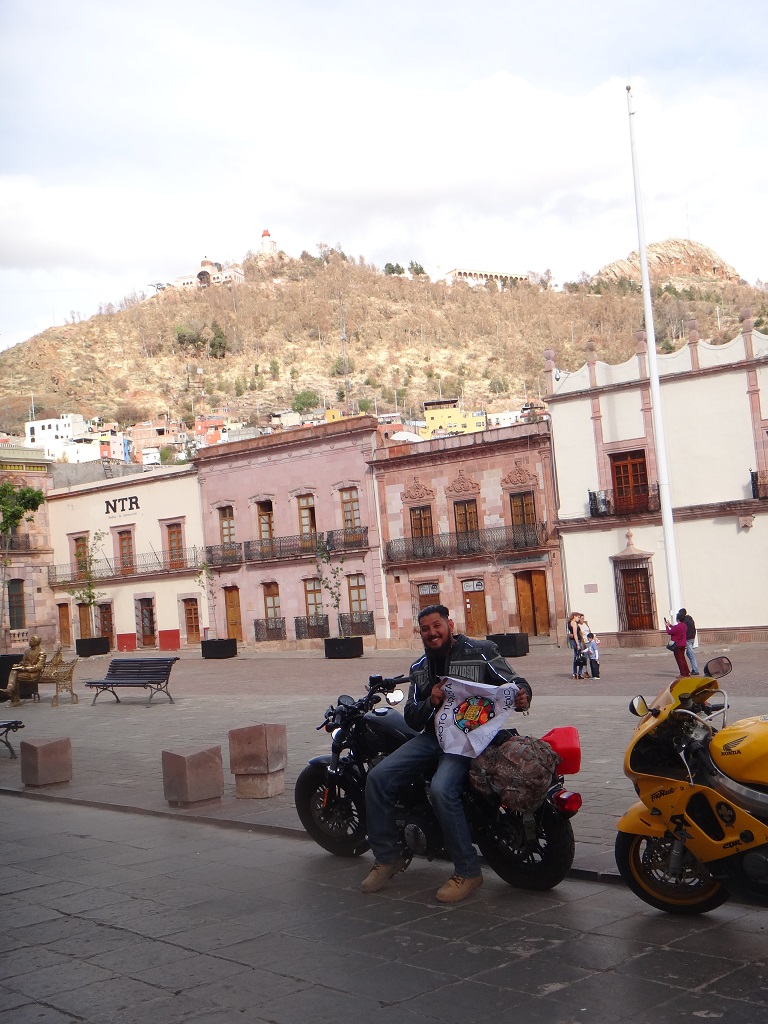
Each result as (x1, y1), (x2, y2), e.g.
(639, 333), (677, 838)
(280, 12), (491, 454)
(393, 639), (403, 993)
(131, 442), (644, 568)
(626, 85), (682, 616)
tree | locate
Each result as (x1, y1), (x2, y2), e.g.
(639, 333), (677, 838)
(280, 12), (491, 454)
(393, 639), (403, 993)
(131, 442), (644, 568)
(292, 390), (320, 414)
(408, 261), (425, 277)
(66, 530), (107, 642)
(0, 481), (45, 649)
(384, 263), (405, 276)
(357, 398), (372, 413)
(194, 561), (218, 638)
(315, 537), (346, 636)
(209, 320), (228, 359)
(159, 445), (179, 465)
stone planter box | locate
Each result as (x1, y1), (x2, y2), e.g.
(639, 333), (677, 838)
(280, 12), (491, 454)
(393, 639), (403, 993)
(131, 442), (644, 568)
(486, 633), (529, 657)
(201, 638), (238, 659)
(75, 636), (111, 658)
(324, 636), (364, 659)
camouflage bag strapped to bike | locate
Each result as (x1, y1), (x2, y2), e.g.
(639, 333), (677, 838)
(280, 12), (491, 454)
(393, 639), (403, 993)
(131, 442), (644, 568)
(469, 732), (561, 812)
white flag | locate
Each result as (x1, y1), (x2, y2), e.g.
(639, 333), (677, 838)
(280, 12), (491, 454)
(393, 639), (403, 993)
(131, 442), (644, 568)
(435, 676), (519, 758)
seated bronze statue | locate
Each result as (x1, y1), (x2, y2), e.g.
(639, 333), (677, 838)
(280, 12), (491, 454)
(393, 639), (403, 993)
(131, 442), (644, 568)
(2, 635), (46, 706)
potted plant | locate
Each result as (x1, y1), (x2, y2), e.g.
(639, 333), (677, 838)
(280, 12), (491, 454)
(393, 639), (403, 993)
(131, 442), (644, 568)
(479, 531), (529, 657)
(316, 538), (363, 659)
(196, 560), (237, 659)
(67, 530), (111, 656)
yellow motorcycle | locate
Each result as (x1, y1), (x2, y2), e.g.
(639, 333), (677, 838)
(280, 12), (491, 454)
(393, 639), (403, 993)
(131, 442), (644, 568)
(616, 656), (768, 914)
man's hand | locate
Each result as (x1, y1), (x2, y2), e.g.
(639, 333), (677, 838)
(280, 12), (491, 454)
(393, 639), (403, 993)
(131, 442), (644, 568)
(514, 687), (530, 713)
(430, 678), (447, 708)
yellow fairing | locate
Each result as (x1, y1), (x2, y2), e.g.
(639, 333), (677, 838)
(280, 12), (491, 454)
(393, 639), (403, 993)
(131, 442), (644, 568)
(710, 716), (768, 786)
(617, 800), (667, 837)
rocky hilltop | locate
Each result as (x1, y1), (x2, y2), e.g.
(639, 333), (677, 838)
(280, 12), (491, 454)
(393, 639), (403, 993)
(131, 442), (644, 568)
(0, 241), (763, 435)
(595, 238), (742, 286)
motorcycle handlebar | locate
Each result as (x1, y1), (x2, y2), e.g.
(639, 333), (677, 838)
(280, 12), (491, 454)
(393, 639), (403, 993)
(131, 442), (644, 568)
(367, 674), (405, 692)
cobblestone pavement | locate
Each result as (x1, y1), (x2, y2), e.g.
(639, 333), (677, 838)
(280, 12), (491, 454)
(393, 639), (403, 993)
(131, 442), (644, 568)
(1, 639), (767, 883)
(3, 798), (768, 1024)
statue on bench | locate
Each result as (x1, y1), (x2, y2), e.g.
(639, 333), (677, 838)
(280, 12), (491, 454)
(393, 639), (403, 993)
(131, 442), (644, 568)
(1, 635), (46, 706)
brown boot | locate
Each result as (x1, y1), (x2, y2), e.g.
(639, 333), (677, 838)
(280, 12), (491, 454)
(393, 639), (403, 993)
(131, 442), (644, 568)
(360, 858), (408, 894)
(435, 873), (484, 903)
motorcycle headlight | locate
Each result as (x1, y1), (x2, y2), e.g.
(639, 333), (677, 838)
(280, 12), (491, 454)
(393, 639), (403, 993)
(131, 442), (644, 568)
(331, 728), (344, 741)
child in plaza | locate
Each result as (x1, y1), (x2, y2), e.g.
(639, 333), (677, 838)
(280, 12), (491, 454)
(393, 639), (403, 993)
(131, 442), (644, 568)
(584, 633), (600, 679)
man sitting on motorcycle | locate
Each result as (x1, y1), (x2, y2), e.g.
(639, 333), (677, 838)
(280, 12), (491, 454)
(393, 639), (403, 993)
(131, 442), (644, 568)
(362, 604), (532, 903)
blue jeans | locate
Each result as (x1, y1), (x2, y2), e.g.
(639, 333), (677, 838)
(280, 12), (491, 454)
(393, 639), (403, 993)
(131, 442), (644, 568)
(686, 640), (700, 675)
(365, 731), (480, 877)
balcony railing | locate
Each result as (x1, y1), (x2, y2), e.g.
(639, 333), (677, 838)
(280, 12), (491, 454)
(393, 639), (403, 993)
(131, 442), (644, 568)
(325, 527), (369, 551)
(1, 534), (31, 551)
(338, 611), (375, 636)
(588, 485), (660, 518)
(294, 614), (330, 639)
(205, 542), (244, 566)
(751, 471), (768, 499)
(385, 524), (546, 564)
(243, 534), (320, 563)
(48, 546), (206, 586)
(254, 617), (287, 641)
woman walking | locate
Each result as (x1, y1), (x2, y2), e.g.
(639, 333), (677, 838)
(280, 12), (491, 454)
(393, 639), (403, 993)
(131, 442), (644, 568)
(665, 611), (690, 678)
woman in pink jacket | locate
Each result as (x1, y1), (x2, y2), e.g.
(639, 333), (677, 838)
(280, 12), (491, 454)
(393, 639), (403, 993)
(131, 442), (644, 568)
(665, 612), (690, 677)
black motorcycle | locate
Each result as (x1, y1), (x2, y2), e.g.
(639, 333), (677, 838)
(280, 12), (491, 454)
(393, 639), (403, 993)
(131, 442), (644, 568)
(294, 673), (582, 890)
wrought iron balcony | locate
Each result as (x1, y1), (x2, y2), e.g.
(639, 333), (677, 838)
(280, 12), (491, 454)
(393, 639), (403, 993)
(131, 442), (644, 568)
(385, 524), (546, 564)
(325, 527), (369, 551)
(205, 542), (244, 566)
(243, 534), (320, 563)
(1, 533), (31, 551)
(751, 471), (768, 499)
(338, 611), (375, 636)
(48, 546), (206, 586)
(588, 485), (660, 518)
(294, 614), (330, 639)
(254, 617), (287, 641)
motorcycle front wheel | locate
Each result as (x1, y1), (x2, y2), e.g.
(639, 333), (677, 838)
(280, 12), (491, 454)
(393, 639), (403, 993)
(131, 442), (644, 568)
(294, 763), (369, 857)
(615, 832), (728, 915)
(476, 802), (575, 890)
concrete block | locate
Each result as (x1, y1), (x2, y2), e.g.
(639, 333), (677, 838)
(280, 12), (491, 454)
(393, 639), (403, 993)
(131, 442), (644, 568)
(162, 745), (223, 807)
(228, 723), (287, 776)
(20, 738), (72, 786)
(234, 769), (285, 799)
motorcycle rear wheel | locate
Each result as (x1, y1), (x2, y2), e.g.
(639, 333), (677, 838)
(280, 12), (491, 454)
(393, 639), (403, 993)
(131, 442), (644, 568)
(294, 763), (369, 857)
(615, 832), (728, 915)
(477, 803), (575, 890)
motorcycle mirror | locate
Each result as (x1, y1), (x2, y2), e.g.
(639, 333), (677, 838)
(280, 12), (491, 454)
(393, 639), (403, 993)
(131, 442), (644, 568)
(629, 696), (651, 718)
(703, 656), (732, 680)
(386, 689), (405, 706)
(338, 695), (355, 707)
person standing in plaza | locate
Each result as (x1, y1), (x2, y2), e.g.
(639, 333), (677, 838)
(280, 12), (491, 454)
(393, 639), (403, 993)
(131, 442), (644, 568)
(665, 612), (690, 678)
(568, 612), (583, 679)
(584, 632), (600, 679)
(678, 607), (699, 675)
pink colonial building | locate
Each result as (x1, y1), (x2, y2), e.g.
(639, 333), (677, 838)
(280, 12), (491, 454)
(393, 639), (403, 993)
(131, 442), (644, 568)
(193, 416), (387, 646)
(372, 422), (566, 644)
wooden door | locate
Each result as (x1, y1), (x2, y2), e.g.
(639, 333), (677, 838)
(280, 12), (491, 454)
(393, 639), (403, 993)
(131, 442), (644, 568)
(622, 568), (654, 630)
(224, 587), (243, 642)
(530, 570), (551, 635)
(98, 604), (114, 649)
(515, 574), (535, 634)
(78, 603), (91, 640)
(463, 585), (487, 637)
(139, 598), (156, 646)
(58, 604), (72, 647)
(515, 570), (551, 636)
(183, 598), (201, 643)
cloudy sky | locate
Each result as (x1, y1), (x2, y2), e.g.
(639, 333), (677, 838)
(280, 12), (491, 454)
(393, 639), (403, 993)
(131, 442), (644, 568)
(1, 0), (766, 351)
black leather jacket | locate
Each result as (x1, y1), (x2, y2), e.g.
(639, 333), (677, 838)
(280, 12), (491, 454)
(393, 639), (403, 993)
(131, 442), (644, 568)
(404, 634), (532, 734)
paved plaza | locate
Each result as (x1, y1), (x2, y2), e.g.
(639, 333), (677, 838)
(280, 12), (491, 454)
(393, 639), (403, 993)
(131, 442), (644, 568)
(2, 640), (768, 1022)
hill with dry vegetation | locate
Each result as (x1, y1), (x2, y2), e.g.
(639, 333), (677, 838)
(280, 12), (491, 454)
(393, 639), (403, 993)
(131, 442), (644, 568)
(0, 241), (765, 434)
